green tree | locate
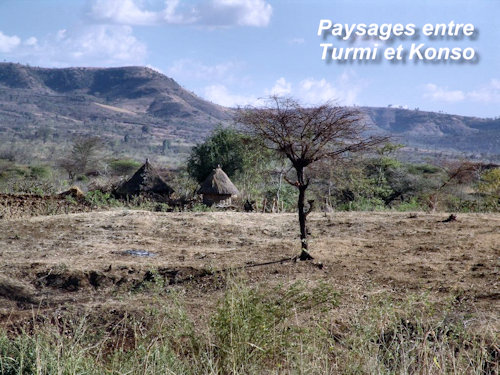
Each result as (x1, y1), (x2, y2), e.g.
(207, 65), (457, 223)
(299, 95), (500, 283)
(162, 139), (171, 155)
(35, 126), (51, 143)
(187, 127), (249, 183)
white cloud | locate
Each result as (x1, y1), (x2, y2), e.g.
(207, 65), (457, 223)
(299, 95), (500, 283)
(468, 79), (500, 103)
(56, 29), (67, 41)
(261, 72), (365, 106)
(167, 59), (240, 82)
(204, 71), (363, 109)
(146, 64), (165, 74)
(265, 77), (292, 96)
(24, 37), (38, 46)
(202, 0), (272, 27)
(66, 25), (146, 63)
(201, 70), (365, 109)
(299, 78), (340, 103)
(298, 71), (363, 105)
(0, 31), (21, 53)
(162, 0), (194, 24)
(87, 0), (272, 27)
(204, 84), (260, 107)
(387, 104), (409, 109)
(14, 25), (147, 67)
(423, 83), (465, 103)
(88, 0), (158, 25)
(423, 80), (500, 104)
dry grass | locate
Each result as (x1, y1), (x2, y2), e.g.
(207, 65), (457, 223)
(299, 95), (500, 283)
(0, 210), (498, 373)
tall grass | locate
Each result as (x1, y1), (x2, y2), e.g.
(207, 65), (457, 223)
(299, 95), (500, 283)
(0, 278), (497, 374)
(339, 295), (498, 374)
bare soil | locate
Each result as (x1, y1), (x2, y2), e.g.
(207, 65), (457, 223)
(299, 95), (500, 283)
(0, 210), (498, 329)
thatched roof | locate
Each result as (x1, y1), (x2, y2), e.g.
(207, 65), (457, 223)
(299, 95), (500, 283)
(115, 160), (174, 197)
(198, 166), (239, 196)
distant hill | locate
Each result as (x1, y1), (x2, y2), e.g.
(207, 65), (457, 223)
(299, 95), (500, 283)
(0, 63), (231, 148)
(361, 107), (500, 156)
(0, 63), (498, 160)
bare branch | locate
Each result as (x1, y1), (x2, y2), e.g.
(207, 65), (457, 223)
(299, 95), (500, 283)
(236, 96), (390, 260)
(237, 97), (388, 168)
(283, 175), (298, 186)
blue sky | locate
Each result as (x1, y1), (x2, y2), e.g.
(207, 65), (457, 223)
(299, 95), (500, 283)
(0, 0), (498, 117)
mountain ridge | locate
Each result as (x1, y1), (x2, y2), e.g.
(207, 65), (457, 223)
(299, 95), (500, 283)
(0, 62), (231, 146)
(0, 63), (498, 158)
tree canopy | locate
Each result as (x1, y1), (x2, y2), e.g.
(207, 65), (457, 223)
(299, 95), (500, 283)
(187, 126), (271, 184)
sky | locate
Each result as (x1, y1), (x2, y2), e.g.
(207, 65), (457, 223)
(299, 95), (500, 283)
(0, 0), (499, 117)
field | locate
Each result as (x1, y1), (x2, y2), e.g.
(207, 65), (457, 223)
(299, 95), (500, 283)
(0, 210), (499, 373)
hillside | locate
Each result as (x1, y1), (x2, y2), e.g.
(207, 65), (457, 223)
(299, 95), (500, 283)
(362, 106), (500, 156)
(0, 63), (231, 149)
(0, 63), (498, 160)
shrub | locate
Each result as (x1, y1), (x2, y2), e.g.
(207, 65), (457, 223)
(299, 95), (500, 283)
(84, 190), (119, 207)
(28, 165), (52, 179)
(396, 197), (424, 211)
(338, 197), (387, 211)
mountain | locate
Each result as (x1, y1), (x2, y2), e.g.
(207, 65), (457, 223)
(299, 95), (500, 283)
(0, 63), (231, 148)
(0, 63), (498, 160)
(361, 107), (500, 156)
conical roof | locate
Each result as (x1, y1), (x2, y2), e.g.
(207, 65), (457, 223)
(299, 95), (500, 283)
(115, 159), (174, 197)
(198, 166), (239, 196)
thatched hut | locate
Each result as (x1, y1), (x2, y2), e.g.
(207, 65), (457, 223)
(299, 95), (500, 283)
(198, 166), (239, 206)
(114, 159), (174, 199)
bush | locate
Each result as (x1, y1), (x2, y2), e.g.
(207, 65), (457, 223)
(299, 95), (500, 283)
(28, 165), (52, 179)
(0, 331), (37, 374)
(395, 197), (424, 211)
(338, 197), (387, 211)
(187, 126), (273, 185)
(84, 190), (119, 207)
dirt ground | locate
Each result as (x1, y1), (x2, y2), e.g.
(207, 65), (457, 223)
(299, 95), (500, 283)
(0, 209), (498, 329)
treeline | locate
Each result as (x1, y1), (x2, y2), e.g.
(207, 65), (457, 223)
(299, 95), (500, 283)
(185, 127), (499, 213)
(0, 126), (499, 213)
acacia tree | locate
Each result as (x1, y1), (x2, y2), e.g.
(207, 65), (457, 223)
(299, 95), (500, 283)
(238, 96), (388, 260)
(427, 160), (478, 212)
(59, 136), (102, 179)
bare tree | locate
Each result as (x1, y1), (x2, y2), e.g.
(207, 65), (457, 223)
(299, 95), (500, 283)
(238, 96), (388, 260)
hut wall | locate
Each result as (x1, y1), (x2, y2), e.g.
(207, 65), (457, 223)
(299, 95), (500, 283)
(202, 194), (232, 206)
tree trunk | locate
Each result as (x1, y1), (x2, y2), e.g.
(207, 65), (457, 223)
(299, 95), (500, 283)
(296, 166), (313, 260)
(276, 171), (283, 213)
